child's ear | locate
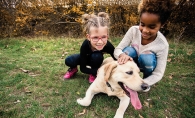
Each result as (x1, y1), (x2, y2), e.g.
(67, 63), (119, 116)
(86, 34), (90, 40)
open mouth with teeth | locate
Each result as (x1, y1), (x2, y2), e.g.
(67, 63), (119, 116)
(118, 82), (142, 110)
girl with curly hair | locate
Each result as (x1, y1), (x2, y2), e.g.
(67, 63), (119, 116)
(114, 0), (175, 91)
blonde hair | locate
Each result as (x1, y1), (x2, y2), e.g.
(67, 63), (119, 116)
(81, 12), (110, 35)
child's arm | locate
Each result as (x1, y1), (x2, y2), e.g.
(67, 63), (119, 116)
(114, 26), (135, 63)
(104, 41), (116, 60)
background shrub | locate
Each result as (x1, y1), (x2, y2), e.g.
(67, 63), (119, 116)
(0, 0), (194, 40)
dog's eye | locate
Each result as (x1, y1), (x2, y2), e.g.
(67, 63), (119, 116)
(126, 71), (133, 75)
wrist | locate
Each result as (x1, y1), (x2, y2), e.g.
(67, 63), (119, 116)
(119, 53), (126, 58)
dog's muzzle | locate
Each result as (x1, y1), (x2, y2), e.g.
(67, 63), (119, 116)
(141, 83), (149, 90)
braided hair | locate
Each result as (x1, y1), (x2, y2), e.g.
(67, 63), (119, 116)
(81, 12), (110, 35)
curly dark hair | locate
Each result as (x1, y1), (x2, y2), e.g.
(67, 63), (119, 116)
(138, 0), (175, 25)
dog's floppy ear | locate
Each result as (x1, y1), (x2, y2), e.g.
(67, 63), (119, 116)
(104, 62), (117, 81)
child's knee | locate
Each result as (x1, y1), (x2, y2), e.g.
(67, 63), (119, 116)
(90, 51), (104, 67)
(91, 51), (103, 62)
(138, 51), (157, 72)
(65, 56), (73, 66)
(65, 54), (80, 67)
(122, 46), (137, 59)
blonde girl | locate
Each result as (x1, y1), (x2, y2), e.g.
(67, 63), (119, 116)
(64, 12), (116, 83)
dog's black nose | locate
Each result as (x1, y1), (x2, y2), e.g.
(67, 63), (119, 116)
(141, 83), (149, 90)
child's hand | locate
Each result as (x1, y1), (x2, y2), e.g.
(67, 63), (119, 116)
(118, 53), (133, 65)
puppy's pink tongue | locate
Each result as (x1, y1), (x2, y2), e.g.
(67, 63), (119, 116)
(128, 89), (142, 110)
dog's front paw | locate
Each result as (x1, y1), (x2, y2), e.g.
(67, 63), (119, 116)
(77, 98), (90, 106)
(77, 98), (83, 105)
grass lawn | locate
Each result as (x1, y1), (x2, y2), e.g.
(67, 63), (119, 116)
(0, 36), (194, 118)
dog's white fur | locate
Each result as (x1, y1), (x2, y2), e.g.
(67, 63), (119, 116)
(77, 57), (147, 118)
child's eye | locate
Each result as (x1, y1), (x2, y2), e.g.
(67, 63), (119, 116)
(92, 37), (98, 40)
(149, 26), (156, 29)
(102, 36), (107, 39)
(140, 23), (145, 27)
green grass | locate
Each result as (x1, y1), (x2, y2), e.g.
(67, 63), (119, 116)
(0, 36), (195, 118)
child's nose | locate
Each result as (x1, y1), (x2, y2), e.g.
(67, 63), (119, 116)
(143, 27), (150, 33)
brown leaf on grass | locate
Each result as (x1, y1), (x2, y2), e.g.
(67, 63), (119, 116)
(169, 53), (174, 57)
(167, 58), (172, 62)
(70, 48), (75, 51)
(64, 52), (68, 55)
(169, 74), (173, 79)
(187, 50), (192, 56)
(21, 45), (26, 49)
(144, 99), (153, 108)
(20, 68), (29, 73)
(39, 114), (45, 118)
(14, 100), (21, 104)
(4, 45), (8, 48)
(31, 47), (36, 51)
(144, 101), (149, 108)
(55, 90), (59, 94)
(29, 72), (39, 77)
(61, 51), (69, 58)
(139, 114), (144, 118)
(61, 52), (68, 56)
(24, 87), (32, 93)
(41, 103), (51, 107)
(76, 109), (86, 117)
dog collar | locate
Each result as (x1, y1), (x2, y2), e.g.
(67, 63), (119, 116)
(106, 82), (114, 92)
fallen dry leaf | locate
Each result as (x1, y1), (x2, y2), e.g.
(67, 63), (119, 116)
(144, 101), (149, 108)
(147, 98), (152, 101)
(29, 72), (39, 77)
(167, 58), (172, 62)
(42, 103), (51, 107)
(31, 48), (36, 51)
(139, 114), (144, 118)
(39, 114), (45, 118)
(14, 100), (21, 104)
(169, 53), (174, 57)
(21, 45), (26, 48)
(20, 68), (29, 73)
(24, 87), (32, 93)
(187, 50), (192, 56)
(4, 45), (8, 48)
(169, 75), (173, 79)
(77, 109), (86, 116)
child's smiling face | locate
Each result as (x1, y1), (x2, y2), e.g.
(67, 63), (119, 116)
(87, 26), (108, 51)
(139, 12), (162, 42)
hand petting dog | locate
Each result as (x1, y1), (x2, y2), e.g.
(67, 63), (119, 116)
(118, 53), (133, 65)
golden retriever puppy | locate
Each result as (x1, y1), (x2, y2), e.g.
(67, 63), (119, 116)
(77, 57), (149, 118)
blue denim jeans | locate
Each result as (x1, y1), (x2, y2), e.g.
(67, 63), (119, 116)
(123, 46), (157, 78)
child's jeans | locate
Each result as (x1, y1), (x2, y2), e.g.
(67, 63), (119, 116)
(65, 51), (103, 72)
(123, 46), (157, 78)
